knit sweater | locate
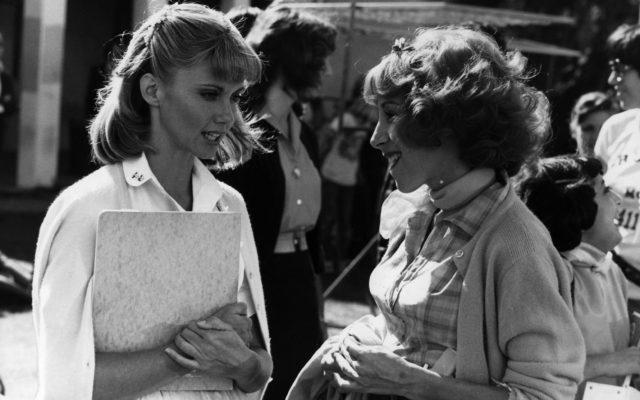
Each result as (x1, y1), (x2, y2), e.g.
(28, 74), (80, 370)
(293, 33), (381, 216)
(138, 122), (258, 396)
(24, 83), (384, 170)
(454, 183), (584, 399)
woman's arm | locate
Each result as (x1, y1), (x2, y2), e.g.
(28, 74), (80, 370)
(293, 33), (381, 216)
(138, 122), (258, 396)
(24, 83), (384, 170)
(93, 345), (189, 400)
(584, 347), (640, 380)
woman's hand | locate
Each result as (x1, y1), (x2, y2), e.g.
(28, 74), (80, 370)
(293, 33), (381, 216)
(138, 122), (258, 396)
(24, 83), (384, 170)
(165, 317), (256, 381)
(211, 302), (254, 345)
(321, 336), (436, 396)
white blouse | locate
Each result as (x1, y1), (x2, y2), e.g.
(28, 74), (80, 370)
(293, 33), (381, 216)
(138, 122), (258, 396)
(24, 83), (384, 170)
(32, 153), (270, 400)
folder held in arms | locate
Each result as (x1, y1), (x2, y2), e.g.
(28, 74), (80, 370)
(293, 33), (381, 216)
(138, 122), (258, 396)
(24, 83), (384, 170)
(93, 211), (241, 391)
(582, 311), (640, 400)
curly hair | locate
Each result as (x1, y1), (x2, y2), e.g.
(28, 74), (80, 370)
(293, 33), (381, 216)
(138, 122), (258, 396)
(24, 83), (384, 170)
(607, 24), (640, 72)
(242, 6), (337, 112)
(514, 156), (603, 252)
(363, 27), (550, 176)
(89, 3), (262, 169)
(226, 6), (263, 38)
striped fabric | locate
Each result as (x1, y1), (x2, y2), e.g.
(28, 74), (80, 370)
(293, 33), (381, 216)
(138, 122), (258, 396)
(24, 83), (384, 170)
(369, 182), (503, 370)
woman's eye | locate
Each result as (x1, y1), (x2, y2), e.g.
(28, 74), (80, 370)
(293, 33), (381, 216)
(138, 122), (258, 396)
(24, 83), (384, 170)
(201, 91), (220, 101)
(604, 186), (611, 194)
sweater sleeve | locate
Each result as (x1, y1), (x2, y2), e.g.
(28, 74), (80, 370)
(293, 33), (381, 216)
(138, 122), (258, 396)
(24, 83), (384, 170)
(496, 253), (585, 400)
(33, 194), (101, 400)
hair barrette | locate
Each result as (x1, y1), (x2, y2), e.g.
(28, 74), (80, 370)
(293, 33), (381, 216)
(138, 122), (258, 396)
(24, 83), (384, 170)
(392, 37), (413, 56)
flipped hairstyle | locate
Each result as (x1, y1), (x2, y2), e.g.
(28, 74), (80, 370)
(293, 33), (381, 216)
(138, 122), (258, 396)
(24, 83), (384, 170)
(607, 24), (640, 72)
(514, 156), (603, 252)
(243, 6), (337, 112)
(363, 26), (550, 176)
(89, 3), (262, 169)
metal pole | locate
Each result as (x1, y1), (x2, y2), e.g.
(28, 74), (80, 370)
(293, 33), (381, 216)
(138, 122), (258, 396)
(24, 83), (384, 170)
(323, 233), (379, 299)
(336, 0), (357, 135)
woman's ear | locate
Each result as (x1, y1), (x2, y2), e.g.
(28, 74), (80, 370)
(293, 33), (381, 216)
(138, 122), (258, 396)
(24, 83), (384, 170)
(139, 73), (161, 107)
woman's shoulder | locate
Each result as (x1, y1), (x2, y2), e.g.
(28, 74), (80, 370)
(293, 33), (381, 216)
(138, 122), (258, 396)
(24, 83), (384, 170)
(217, 180), (248, 210)
(600, 109), (640, 137)
(486, 191), (552, 248)
(476, 192), (561, 271)
(47, 164), (124, 219)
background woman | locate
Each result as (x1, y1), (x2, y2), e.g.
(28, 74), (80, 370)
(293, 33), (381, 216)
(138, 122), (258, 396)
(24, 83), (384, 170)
(289, 27), (584, 400)
(516, 156), (640, 391)
(32, 4), (271, 399)
(215, 6), (336, 400)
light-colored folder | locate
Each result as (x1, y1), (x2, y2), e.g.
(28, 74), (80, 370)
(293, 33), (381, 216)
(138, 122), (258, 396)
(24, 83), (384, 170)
(93, 210), (241, 391)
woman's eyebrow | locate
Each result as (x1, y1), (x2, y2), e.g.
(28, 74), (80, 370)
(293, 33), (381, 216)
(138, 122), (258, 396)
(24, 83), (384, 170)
(198, 84), (223, 90)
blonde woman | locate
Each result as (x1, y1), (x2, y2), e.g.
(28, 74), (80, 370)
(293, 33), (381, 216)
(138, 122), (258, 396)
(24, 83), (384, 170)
(33, 4), (271, 399)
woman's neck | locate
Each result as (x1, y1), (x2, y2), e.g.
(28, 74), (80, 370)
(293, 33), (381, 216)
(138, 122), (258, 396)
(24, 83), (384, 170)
(146, 125), (194, 211)
(260, 79), (297, 134)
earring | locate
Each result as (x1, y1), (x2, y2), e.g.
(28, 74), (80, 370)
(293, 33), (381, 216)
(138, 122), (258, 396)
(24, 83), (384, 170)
(438, 179), (445, 186)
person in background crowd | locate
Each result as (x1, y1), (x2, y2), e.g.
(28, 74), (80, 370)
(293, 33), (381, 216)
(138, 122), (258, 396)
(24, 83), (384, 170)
(319, 77), (375, 272)
(32, 4), (272, 399)
(569, 92), (618, 156)
(594, 23), (640, 305)
(288, 26), (584, 400)
(0, 32), (18, 139)
(215, 6), (337, 400)
(516, 156), (640, 394)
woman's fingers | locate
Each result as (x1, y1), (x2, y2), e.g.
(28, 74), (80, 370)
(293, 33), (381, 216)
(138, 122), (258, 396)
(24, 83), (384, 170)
(174, 332), (202, 359)
(197, 316), (233, 331)
(343, 336), (365, 361)
(331, 372), (362, 392)
(333, 350), (359, 379)
(164, 347), (200, 371)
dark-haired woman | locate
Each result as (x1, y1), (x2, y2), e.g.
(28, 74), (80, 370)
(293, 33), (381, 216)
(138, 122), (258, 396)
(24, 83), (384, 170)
(516, 156), (640, 390)
(215, 6), (337, 400)
(288, 27), (584, 400)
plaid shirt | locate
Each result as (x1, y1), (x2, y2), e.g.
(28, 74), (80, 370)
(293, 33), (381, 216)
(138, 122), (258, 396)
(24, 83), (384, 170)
(369, 181), (503, 371)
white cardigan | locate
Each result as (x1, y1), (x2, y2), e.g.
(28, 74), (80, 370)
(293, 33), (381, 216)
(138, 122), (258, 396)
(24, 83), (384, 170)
(32, 154), (270, 400)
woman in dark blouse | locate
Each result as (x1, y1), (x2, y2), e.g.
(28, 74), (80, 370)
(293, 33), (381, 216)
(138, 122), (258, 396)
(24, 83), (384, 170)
(215, 6), (337, 400)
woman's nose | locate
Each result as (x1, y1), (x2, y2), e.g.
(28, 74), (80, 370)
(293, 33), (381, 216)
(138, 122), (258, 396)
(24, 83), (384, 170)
(370, 122), (387, 149)
(324, 59), (333, 77)
(217, 101), (235, 126)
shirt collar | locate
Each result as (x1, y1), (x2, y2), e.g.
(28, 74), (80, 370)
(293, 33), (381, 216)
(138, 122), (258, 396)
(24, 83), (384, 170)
(123, 152), (154, 187)
(438, 182), (503, 237)
(122, 153), (223, 212)
(191, 157), (224, 212)
(562, 242), (611, 275)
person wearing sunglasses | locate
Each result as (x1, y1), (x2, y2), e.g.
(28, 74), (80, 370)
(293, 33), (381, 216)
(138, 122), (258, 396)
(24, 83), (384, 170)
(594, 24), (640, 307)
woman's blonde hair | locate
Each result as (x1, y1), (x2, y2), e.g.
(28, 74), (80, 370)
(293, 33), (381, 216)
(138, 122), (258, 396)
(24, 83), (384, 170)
(89, 3), (262, 169)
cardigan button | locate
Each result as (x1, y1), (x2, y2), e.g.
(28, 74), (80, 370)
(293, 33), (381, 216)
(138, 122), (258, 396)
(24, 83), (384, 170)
(454, 250), (464, 258)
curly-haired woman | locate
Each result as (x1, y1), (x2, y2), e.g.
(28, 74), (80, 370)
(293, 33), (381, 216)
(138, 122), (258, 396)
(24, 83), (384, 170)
(516, 156), (640, 392)
(288, 26), (584, 400)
